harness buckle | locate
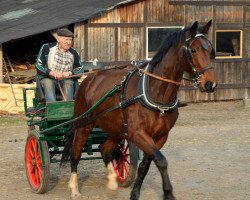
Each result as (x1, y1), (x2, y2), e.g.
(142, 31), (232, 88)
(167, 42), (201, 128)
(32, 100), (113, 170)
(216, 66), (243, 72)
(138, 69), (143, 76)
(159, 108), (168, 116)
(193, 78), (200, 88)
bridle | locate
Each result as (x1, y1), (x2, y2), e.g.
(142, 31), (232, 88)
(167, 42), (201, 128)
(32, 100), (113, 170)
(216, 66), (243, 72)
(183, 33), (215, 87)
(138, 33), (215, 88)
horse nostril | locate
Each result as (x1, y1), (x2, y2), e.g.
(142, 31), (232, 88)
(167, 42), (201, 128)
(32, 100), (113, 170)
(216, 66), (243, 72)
(205, 81), (213, 92)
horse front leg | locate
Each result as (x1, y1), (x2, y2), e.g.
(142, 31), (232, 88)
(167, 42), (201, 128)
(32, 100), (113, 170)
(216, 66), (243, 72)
(152, 150), (175, 200)
(99, 139), (119, 190)
(130, 154), (152, 200)
(153, 135), (175, 200)
(69, 126), (92, 198)
(130, 131), (175, 200)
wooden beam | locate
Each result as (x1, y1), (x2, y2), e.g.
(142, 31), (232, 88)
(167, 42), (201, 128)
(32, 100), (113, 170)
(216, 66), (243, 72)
(0, 45), (3, 83)
(181, 83), (250, 91)
(214, 58), (250, 63)
(115, 27), (118, 62)
(169, 1), (250, 6)
(84, 21), (88, 61)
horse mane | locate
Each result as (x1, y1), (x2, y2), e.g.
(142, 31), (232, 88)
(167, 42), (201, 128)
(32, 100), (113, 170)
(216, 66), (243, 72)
(149, 27), (188, 66)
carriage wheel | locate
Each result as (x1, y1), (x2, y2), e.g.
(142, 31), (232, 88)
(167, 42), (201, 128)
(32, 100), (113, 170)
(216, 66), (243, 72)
(25, 127), (50, 193)
(112, 139), (138, 187)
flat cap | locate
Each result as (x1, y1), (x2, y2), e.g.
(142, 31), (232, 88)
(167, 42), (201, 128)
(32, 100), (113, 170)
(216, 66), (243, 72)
(57, 29), (74, 37)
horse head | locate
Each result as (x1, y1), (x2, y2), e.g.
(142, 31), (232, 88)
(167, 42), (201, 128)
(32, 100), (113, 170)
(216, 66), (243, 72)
(182, 20), (217, 93)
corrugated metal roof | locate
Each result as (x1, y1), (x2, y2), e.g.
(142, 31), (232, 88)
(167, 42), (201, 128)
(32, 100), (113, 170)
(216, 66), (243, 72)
(0, 0), (137, 44)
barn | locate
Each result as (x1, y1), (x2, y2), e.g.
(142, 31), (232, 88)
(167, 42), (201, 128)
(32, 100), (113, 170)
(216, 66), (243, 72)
(0, 0), (250, 113)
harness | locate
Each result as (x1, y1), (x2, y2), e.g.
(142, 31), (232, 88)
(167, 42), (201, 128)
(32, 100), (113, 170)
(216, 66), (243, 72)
(138, 63), (179, 114)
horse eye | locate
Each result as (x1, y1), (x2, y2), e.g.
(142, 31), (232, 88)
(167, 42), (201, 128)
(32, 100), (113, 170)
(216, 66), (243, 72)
(191, 49), (196, 53)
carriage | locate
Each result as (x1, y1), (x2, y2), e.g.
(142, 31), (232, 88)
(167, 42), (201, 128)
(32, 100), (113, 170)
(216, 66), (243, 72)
(23, 71), (139, 194)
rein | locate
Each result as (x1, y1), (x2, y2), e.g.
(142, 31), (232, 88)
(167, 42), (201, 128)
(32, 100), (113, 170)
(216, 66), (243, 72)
(138, 68), (196, 87)
(138, 69), (182, 86)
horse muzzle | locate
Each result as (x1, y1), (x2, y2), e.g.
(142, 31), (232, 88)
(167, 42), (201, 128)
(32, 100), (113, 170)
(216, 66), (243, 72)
(203, 81), (217, 93)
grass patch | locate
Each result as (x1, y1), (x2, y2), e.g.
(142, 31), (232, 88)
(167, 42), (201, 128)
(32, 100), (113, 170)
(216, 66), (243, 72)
(0, 114), (27, 126)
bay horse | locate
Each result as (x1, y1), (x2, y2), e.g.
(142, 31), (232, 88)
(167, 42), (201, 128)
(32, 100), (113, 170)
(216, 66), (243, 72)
(61, 20), (217, 199)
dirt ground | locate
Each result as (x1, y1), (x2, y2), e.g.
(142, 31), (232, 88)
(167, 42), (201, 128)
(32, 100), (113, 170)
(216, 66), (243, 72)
(0, 101), (249, 200)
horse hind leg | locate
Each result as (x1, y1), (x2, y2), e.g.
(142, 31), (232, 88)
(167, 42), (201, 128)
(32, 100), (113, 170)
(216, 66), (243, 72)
(68, 125), (93, 198)
(99, 139), (120, 190)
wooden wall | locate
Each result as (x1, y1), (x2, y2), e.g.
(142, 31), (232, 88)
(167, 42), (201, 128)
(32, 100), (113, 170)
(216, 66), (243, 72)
(0, 83), (34, 114)
(74, 0), (250, 102)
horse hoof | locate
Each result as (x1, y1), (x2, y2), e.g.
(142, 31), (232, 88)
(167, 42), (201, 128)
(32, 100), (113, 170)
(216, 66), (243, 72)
(70, 191), (81, 198)
(164, 193), (176, 200)
(107, 181), (118, 190)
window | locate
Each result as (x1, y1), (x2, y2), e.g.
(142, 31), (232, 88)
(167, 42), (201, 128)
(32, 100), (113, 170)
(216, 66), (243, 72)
(146, 27), (183, 60)
(215, 30), (242, 58)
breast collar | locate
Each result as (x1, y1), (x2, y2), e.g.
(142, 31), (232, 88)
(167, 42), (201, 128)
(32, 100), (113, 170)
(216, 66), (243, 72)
(137, 63), (179, 114)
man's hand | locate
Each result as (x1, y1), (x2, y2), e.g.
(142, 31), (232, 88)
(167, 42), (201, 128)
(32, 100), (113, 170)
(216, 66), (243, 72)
(49, 70), (72, 79)
(49, 70), (57, 79)
(56, 72), (63, 80)
(62, 71), (72, 78)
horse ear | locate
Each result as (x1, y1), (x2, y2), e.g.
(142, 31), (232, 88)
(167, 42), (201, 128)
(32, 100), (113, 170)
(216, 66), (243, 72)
(186, 21), (198, 39)
(199, 20), (212, 35)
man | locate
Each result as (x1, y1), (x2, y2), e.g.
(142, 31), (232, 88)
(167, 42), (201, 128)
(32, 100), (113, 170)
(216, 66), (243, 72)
(36, 28), (83, 102)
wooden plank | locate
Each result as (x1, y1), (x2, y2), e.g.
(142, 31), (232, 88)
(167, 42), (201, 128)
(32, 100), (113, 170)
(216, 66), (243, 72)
(246, 6), (250, 23)
(87, 27), (115, 62)
(0, 46), (2, 83)
(74, 23), (81, 54)
(118, 1), (144, 23)
(245, 27), (250, 59)
(215, 23), (243, 29)
(84, 21), (88, 61)
(118, 27), (144, 61)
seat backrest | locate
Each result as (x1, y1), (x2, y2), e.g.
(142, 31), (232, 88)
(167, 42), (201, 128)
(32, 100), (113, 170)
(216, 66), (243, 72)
(35, 76), (46, 102)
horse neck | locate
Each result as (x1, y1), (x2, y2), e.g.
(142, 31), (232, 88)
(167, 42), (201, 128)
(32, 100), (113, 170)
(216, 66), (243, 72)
(149, 47), (183, 104)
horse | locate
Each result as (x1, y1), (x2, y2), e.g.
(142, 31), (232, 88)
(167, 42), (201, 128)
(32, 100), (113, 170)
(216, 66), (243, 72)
(61, 20), (217, 200)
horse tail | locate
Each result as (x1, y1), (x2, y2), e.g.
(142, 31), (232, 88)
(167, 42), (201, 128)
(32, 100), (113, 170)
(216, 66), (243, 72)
(60, 123), (75, 167)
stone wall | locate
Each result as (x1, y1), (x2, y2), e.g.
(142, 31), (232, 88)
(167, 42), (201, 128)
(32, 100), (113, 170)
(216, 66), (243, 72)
(0, 84), (35, 114)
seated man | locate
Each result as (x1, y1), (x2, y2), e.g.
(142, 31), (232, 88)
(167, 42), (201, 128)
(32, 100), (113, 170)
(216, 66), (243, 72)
(36, 28), (83, 102)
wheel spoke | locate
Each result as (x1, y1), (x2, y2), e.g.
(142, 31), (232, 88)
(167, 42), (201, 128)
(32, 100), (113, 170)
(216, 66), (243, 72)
(26, 151), (33, 162)
(123, 153), (129, 157)
(119, 162), (123, 173)
(26, 163), (34, 172)
(28, 146), (34, 157)
(112, 160), (118, 169)
(34, 168), (38, 185)
(31, 140), (37, 152)
(123, 162), (128, 174)
(124, 157), (130, 165)
(37, 167), (43, 183)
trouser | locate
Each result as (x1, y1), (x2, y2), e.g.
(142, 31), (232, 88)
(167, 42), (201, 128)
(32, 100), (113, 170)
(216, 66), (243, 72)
(40, 78), (74, 102)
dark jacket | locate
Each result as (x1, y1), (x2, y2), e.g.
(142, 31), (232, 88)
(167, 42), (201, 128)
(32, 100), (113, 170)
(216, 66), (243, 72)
(36, 42), (84, 79)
